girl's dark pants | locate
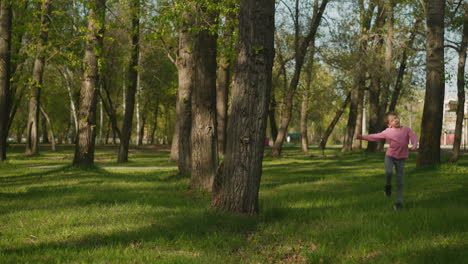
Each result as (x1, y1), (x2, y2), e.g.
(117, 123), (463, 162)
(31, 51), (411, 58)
(385, 155), (405, 204)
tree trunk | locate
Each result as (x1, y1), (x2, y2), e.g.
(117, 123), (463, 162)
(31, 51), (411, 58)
(26, 0), (53, 155)
(389, 18), (421, 112)
(0, 1), (12, 162)
(271, 0), (329, 157)
(342, 79), (363, 152)
(138, 113), (146, 145)
(216, 56), (230, 156)
(216, 11), (235, 156)
(150, 103), (159, 144)
(269, 95), (278, 142)
(417, 0), (446, 167)
(449, 6), (467, 163)
(353, 99), (363, 150)
(318, 92), (351, 150)
(40, 106), (56, 151)
(176, 7), (195, 175)
(211, 0), (275, 214)
(73, 0), (106, 167)
(300, 91), (309, 152)
(190, 1), (219, 192)
(118, 0), (140, 163)
(41, 115), (49, 143)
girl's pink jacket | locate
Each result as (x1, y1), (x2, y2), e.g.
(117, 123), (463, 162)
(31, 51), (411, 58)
(361, 126), (418, 159)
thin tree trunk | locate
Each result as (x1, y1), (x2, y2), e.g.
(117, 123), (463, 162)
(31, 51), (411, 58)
(212, 0), (275, 214)
(300, 91), (309, 152)
(389, 18), (421, 112)
(40, 105), (56, 151)
(118, 0), (140, 163)
(138, 113), (146, 145)
(136, 51), (142, 146)
(26, 0), (53, 155)
(417, 0), (446, 167)
(98, 85), (103, 144)
(318, 92), (351, 150)
(272, 0), (329, 157)
(0, 1), (12, 162)
(73, 0), (106, 167)
(41, 115), (49, 143)
(216, 11), (235, 156)
(176, 7), (195, 175)
(150, 103), (159, 144)
(190, 1), (219, 192)
(449, 5), (467, 163)
(353, 99), (363, 150)
(269, 95), (278, 142)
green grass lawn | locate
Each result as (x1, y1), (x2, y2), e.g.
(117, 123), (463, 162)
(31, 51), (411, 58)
(1, 145), (467, 263)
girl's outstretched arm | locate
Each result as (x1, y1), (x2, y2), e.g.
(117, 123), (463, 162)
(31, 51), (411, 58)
(357, 130), (388, 142)
(408, 128), (418, 150)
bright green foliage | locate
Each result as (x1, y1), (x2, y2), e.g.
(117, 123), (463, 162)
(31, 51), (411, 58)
(1, 145), (467, 263)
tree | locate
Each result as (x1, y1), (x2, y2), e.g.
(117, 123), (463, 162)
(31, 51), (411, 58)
(118, 0), (140, 163)
(212, 0), (275, 214)
(176, 3), (195, 175)
(190, 0), (219, 192)
(0, 0), (12, 162)
(416, 0), (446, 167)
(449, 3), (467, 163)
(271, 0), (329, 157)
(25, 0), (53, 155)
(73, 0), (106, 166)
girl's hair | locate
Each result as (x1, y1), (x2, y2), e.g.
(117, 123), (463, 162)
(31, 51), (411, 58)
(384, 112), (398, 125)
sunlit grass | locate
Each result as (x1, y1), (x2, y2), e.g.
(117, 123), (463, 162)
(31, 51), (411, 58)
(0, 144), (467, 263)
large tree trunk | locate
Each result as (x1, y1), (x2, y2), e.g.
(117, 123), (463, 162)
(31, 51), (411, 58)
(73, 0), (106, 167)
(0, 1), (12, 162)
(417, 0), (446, 167)
(25, 0), (53, 155)
(449, 5), (467, 163)
(272, 0), (329, 158)
(118, 0), (140, 163)
(212, 0), (275, 214)
(318, 92), (351, 150)
(190, 1), (219, 192)
(176, 8), (195, 175)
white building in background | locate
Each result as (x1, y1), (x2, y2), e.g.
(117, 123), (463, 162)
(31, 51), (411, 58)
(441, 94), (468, 146)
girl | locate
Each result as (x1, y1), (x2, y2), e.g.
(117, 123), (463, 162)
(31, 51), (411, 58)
(357, 112), (418, 210)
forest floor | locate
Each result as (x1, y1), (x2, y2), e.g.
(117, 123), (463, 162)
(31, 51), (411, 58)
(0, 144), (467, 263)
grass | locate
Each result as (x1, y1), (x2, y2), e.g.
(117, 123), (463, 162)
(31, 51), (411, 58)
(0, 144), (467, 263)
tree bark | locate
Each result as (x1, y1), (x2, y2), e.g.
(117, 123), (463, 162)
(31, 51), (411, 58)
(26, 0), (53, 155)
(176, 7), (195, 175)
(353, 99), (363, 150)
(0, 1), (12, 162)
(300, 91), (309, 152)
(318, 92), (351, 150)
(190, 1), (219, 192)
(417, 0), (446, 167)
(271, 0), (329, 157)
(449, 5), (467, 163)
(212, 0), (275, 214)
(73, 0), (106, 167)
(118, 0), (140, 163)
